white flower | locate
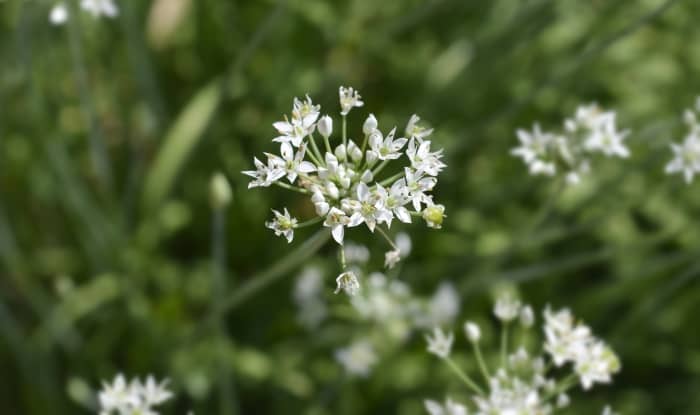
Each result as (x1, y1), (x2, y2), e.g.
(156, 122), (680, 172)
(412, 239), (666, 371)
(665, 133), (700, 183)
(98, 374), (172, 415)
(363, 114), (378, 135)
(583, 114), (630, 158)
(375, 181), (412, 226)
(272, 116), (313, 147)
(407, 137), (446, 176)
(575, 341), (620, 390)
(242, 156), (285, 188)
(267, 142), (316, 183)
(81, 0), (119, 18)
(335, 270), (360, 296)
(323, 207), (361, 245)
(99, 374), (139, 412)
(406, 114), (434, 140)
(511, 123), (557, 176)
(369, 127), (408, 160)
(335, 340), (378, 377)
(425, 327), (454, 359)
(339, 86), (364, 115)
(464, 321), (481, 342)
(424, 397), (468, 415)
(556, 393), (570, 408)
(292, 94), (320, 125)
(344, 242), (370, 264)
(265, 208), (297, 243)
(395, 232), (412, 256)
(427, 282), (460, 325)
(401, 167), (437, 211)
(135, 376), (173, 408)
(601, 405), (619, 415)
(50, 3), (69, 25)
(423, 202), (446, 229)
(350, 182), (387, 232)
(384, 249), (401, 269)
(493, 294), (521, 322)
(520, 305), (535, 328)
(474, 376), (548, 415)
(318, 115), (333, 139)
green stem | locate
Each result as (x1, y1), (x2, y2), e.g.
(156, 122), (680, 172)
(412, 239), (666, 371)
(295, 216), (323, 229)
(444, 357), (485, 396)
(501, 323), (509, 369)
(372, 160), (390, 177)
(211, 208), (239, 415)
(221, 230), (331, 313)
(274, 181), (310, 194)
(379, 171), (405, 187)
(307, 133), (324, 166)
(342, 114), (347, 147)
(472, 342), (491, 383)
(339, 244), (347, 269)
(376, 226), (398, 250)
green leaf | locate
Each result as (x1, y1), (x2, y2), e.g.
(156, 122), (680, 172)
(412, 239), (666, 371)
(142, 80), (222, 213)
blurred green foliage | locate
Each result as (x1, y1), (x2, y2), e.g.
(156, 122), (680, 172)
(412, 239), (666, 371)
(1, 0), (700, 413)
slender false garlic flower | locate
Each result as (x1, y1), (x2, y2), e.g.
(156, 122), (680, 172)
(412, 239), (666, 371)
(97, 374), (173, 415)
(243, 87), (447, 293)
(665, 97), (700, 184)
(511, 104), (630, 185)
(424, 294), (620, 414)
(49, 0), (119, 25)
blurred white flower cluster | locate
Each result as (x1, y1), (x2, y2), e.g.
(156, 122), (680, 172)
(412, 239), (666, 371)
(50, 0), (119, 25)
(243, 86), (447, 251)
(97, 374), (172, 415)
(511, 104), (630, 185)
(292, 237), (465, 378)
(665, 97), (700, 183)
(424, 294), (620, 414)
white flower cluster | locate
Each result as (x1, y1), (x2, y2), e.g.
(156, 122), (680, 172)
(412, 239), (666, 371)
(243, 86), (447, 249)
(97, 374), (173, 415)
(665, 97), (700, 183)
(334, 340), (379, 378)
(511, 104), (630, 185)
(424, 295), (620, 415)
(50, 0), (119, 25)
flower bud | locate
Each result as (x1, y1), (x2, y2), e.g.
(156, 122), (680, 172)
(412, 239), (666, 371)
(422, 204), (445, 229)
(520, 305), (535, 328)
(209, 172), (232, 209)
(318, 115), (333, 138)
(326, 182), (340, 199)
(464, 321), (481, 342)
(335, 144), (347, 161)
(360, 169), (374, 183)
(365, 150), (378, 167)
(347, 140), (363, 163)
(363, 114), (378, 135)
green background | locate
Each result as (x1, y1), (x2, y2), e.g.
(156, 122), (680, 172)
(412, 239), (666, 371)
(1, 0), (699, 413)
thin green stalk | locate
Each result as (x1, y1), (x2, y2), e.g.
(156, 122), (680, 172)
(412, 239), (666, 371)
(444, 357), (485, 396)
(339, 244), (347, 269)
(372, 160), (390, 177)
(501, 323), (509, 369)
(274, 181), (310, 194)
(211, 208), (239, 415)
(221, 230), (331, 313)
(376, 226), (398, 250)
(307, 133), (324, 166)
(472, 342), (491, 383)
(379, 171), (405, 187)
(342, 114), (347, 147)
(295, 216), (323, 229)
